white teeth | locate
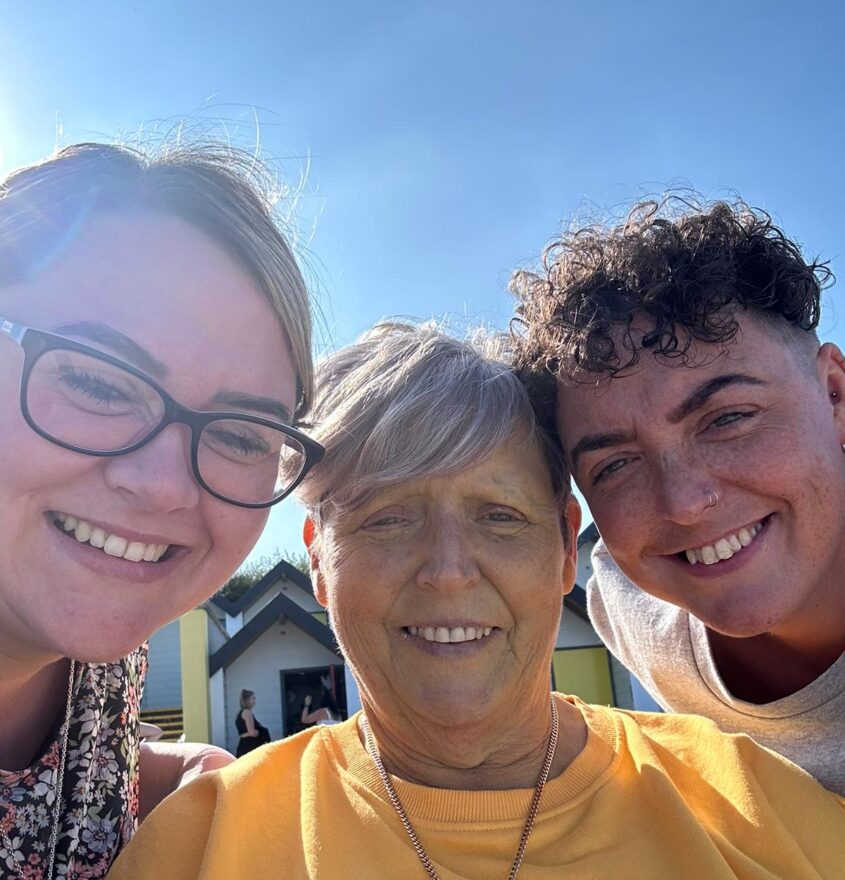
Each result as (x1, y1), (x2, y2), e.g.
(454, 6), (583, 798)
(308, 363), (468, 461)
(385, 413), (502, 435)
(728, 534), (742, 552)
(104, 535), (128, 557)
(700, 545), (718, 565)
(89, 527), (107, 549)
(411, 625), (495, 644)
(124, 541), (146, 562)
(52, 513), (170, 564)
(685, 521), (764, 566)
(714, 539), (733, 560)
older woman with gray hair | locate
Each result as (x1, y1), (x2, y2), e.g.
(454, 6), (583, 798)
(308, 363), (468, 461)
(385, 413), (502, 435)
(111, 322), (844, 880)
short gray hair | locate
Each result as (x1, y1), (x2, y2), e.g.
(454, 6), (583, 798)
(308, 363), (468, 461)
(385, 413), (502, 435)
(297, 321), (569, 523)
(0, 140), (313, 418)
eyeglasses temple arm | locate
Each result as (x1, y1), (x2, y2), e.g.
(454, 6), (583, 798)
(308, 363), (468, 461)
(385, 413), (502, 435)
(0, 316), (27, 344)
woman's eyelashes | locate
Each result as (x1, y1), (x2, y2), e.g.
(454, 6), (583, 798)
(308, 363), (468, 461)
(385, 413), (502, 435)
(480, 506), (526, 525)
(704, 409), (757, 433)
(59, 368), (133, 407)
(361, 508), (411, 531)
(591, 456), (635, 485)
(360, 502), (528, 531)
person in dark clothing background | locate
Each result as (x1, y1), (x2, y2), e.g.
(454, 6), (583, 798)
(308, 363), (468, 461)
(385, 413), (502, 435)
(235, 689), (271, 756)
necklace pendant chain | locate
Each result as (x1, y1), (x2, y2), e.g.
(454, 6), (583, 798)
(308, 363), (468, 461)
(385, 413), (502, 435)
(361, 695), (559, 880)
(0, 660), (76, 880)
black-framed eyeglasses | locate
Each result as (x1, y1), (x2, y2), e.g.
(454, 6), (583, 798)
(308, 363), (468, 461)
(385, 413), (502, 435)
(0, 314), (324, 509)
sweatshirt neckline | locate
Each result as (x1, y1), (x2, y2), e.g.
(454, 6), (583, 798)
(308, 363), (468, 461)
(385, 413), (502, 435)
(688, 615), (845, 718)
(323, 695), (618, 825)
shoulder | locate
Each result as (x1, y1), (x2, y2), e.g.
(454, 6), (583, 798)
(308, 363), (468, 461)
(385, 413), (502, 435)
(109, 726), (335, 878)
(139, 741), (235, 819)
(593, 701), (754, 764)
(588, 541), (663, 612)
(213, 725), (331, 797)
(585, 701), (845, 810)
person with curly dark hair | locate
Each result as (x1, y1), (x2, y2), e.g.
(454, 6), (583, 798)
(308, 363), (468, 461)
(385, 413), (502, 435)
(511, 195), (845, 795)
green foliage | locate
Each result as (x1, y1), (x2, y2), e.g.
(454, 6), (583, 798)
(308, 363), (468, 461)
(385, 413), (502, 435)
(215, 549), (311, 604)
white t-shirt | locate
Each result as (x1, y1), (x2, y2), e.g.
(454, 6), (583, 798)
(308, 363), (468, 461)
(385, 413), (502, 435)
(588, 539), (845, 795)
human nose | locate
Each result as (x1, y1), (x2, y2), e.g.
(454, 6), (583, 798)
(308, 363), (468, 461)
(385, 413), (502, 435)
(652, 451), (720, 526)
(102, 424), (202, 513)
(415, 515), (481, 594)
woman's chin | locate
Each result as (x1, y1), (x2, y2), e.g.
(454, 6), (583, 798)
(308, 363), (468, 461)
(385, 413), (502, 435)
(48, 621), (155, 664)
(63, 643), (144, 665)
(699, 595), (795, 640)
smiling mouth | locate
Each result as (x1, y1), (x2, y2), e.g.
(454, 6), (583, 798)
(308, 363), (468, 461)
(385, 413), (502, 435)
(680, 515), (770, 566)
(402, 625), (496, 644)
(51, 512), (173, 563)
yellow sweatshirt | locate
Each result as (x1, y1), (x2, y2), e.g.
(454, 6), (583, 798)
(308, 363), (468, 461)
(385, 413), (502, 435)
(110, 696), (845, 879)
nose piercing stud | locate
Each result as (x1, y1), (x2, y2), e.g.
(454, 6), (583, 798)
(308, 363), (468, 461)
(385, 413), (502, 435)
(705, 491), (719, 508)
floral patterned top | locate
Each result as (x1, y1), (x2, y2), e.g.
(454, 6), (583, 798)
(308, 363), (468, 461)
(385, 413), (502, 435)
(0, 647), (147, 879)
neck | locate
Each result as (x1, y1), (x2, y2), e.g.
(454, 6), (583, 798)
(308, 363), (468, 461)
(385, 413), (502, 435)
(359, 691), (586, 791)
(710, 577), (845, 703)
(0, 639), (70, 771)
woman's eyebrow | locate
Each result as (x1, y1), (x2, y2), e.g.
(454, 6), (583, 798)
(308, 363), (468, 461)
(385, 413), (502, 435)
(211, 390), (293, 424)
(56, 321), (292, 422)
(570, 432), (634, 472)
(55, 321), (168, 379)
(666, 373), (767, 424)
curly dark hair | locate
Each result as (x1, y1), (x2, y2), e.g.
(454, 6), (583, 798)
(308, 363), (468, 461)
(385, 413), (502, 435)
(511, 195), (832, 392)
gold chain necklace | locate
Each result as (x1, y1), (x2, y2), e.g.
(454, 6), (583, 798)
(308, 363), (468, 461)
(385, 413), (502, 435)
(361, 696), (559, 880)
(0, 660), (76, 880)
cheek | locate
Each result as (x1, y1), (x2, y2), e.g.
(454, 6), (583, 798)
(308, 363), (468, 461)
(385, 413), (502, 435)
(709, 416), (834, 501)
(487, 542), (565, 612)
(329, 573), (393, 629)
(0, 405), (92, 513)
(323, 548), (400, 647)
(202, 505), (269, 575)
(586, 492), (644, 562)
(328, 585), (393, 678)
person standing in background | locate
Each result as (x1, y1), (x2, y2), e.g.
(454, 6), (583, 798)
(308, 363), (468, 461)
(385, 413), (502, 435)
(236, 689), (271, 756)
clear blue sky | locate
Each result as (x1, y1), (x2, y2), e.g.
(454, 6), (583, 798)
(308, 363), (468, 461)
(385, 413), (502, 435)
(3, 1), (844, 566)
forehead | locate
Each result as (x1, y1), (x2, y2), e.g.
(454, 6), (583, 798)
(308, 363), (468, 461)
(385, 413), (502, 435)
(5, 211), (294, 402)
(334, 433), (558, 518)
(556, 316), (803, 440)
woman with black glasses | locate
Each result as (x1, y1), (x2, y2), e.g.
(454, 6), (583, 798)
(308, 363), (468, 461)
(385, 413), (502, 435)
(0, 141), (322, 879)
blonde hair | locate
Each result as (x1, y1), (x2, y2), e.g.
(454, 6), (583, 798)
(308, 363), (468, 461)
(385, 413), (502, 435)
(0, 141), (313, 418)
(296, 321), (568, 524)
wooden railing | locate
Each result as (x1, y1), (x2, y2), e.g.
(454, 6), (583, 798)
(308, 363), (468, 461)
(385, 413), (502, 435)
(139, 707), (184, 742)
